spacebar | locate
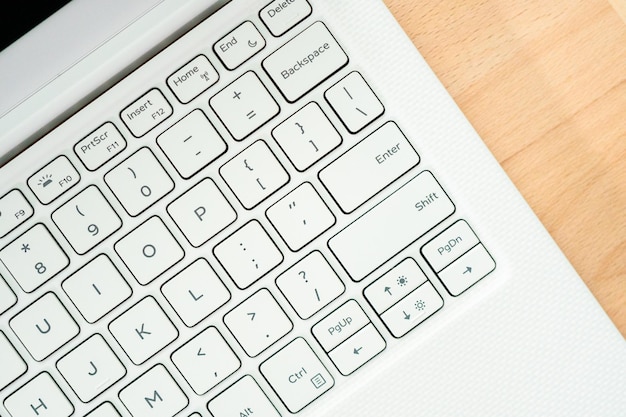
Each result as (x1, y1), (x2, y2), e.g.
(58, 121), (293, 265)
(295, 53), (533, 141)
(328, 171), (455, 281)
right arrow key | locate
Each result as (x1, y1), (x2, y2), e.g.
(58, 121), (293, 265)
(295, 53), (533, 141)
(438, 244), (496, 296)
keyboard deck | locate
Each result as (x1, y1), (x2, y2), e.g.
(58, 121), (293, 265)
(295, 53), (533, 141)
(0, 1), (496, 416)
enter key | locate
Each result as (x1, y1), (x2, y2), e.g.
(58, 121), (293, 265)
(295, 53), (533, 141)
(319, 121), (419, 213)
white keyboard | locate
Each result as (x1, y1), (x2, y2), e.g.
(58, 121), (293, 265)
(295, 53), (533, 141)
(0, 1), (497, 416)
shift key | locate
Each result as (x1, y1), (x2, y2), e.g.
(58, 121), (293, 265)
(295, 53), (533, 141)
(319, 121), (419, 213)
(329, 171), (455, 281)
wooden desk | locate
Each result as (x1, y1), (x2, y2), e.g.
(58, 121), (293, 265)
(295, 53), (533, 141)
(384, 0), (626, 336)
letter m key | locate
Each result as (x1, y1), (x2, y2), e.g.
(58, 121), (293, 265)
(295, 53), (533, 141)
(145, 390), (163, 408)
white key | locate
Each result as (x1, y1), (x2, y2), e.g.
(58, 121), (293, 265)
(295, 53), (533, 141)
(0, 189), (34, 237)
(327, 323), (386, 376)
(272, 101), (342, 171)
(328, 171), (455, 281)
(52, 185), (122, 254)
(85, 402), (121, 417)
(260, 0), (312, 37)
(74, 122), (127, 171)
(421, 219), (481, 272)
(114, 216), (184, 285)
(0, 275), (17, 314)
(437, 243), (496, 296)
(380, 281), (444, 337)
(213, 220), (283, 289)
(364, 257), (428, 314)
(208, 375), (280, 417)
(213, 21), (266, 70)
(157, 109), (227, 179)
(120, 88), (173, 137)
(266, 182), (336, 251)
(0, 331), (27, 390)
(319, 121), (419, 213)
(4, 372), (74, 417)
(219, 140), (289, 209)
(259, 337), (334, 413)
(166, 178), (237, 247)
(56, 334), (126, 402)
(27, 155), (80, 204)
(0, 223), (69, 293)
(104, 147), (174, 216)
(263, 21), (348, 103)
(161, 258), (231, 327)
(109, 296), (178, 365)
(171, 326), (240, 395)
(62, 254), (132, 323)
(166, 54), (219, 104)
(276, 251), (344, 319)
(209, 72), (279, 140)
(325, 72), (385, 133)
(9, 292), (80, 361)
(223, 288), (293, 357)
(312, 299), (371, 351)
(119, 364), (188, 417)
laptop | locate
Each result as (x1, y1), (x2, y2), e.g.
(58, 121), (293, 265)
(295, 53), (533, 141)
(0, 0), (624, 416)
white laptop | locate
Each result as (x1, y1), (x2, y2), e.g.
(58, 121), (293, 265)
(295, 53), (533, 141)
(0, 1), (624, 416)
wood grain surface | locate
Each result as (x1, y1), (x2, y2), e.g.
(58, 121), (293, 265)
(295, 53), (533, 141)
(383, 0), (626, 336)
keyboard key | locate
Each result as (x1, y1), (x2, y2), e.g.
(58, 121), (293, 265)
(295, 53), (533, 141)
(260, 0), (312, 37)
(0, 189), (34, 237)
(209, 71), (279, 140)
(328, 171), (455, 281)
(4, 372), (74, 417)
(327, 323), (386, 376)
(260, 337), (334, 413)
(263, 21), (348, 103)
(114, 216), (184, 285)
(74, 122), (127, 171)
(167, 54), (219, 103)
(272, 101), (342, 171)
(0, 223), (69, 292)
(105, 147), (175, 216)
(266, 182), (335, 251)
(421, 219), (481, 272)
(62, 254), (132, 323)
(27, 155), (81, 205)
(9, 292), (80, 361)
(171, 326), (240, 394)
(161, 258), (231, 327)
(85, 402), (121, 417)
(276, 250), (345, 319)
(325, 71), (384, 133)
(213, 21), (266, 70)
(119, 364), (188, 417)
(56, 334), (126, 402)
(0, 274), (17, 314)
(319, 121), (419, 213)
(208, 375), (280, 417)
(220, 140), (289, 209)
(437, 243), (496, 296)
(52, 185), (122, 254)
(379, 281), (444, 337)
(224, 288), (293, 357)
(167, 178), (237, 247)
(120, 88), (173, 137)
(157, 109), (227, 179)
(213, 220), (283, 289)
(0, 331), (27, 390)
(109, 296), (178, 365)
(312, 299), (370, 351)
(364, 257), (428, 314)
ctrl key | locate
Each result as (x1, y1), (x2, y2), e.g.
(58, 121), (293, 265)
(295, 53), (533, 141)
(260, 337), (334, 413)
(208, 375), (281, 417)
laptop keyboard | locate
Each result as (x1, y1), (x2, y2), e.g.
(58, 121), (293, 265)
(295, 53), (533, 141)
(0, 1), (497, 416)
